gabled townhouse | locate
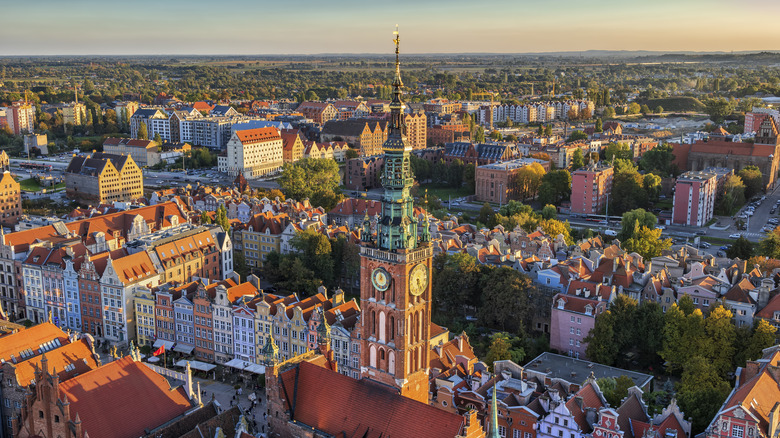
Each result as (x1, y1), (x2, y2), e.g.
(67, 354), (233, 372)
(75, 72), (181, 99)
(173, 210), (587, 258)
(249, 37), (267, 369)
(234, 211), (289, 268)
(723, 277), (759, 328)
(296, 102), (337, 125)
(100, 250), (160, 345)
(702, 345), (780, 438)
(212, 280), (258, 364)
(550, 292), (608, 359)
(78, 249), (122, 338)
(173, 291), (195, 355)
(281, 129), (305, 163)
(134, 287), (156, 347)
(233, 295), (262, 363)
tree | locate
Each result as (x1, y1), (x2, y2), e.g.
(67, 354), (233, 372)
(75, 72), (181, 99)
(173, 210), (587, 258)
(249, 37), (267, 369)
(541, 205), (557, 220)
(538, 170), (572, 205)
(291, 228), (334, 287)
(628, 102), (641, 115)
(727, 236), (754, 260)
(640, 104), (651, 115)
(215, 205), (230, 233)
(570, 148), (585, 170)
(594, 118), (603, 133)
(584, 311), (619, 365)
(137, 121), (148, 140)
(477, 267), (535, 333)
(484, 332), (526, 370)
(635, 300), (665, 367)
(513, 162), (545, 201)
(567, 131), (588, 143)
(661, 304), (708, 373)
(654, 106), (664, 114)
(611, 171), (649, 215)
(431, 253), (482, 322)
(715, 175), (746, 215)
(233, 250), (249, 280)
(705, 97), (735, 123)
(604, 142), (633, 161)
(737, 165), (763, 199)
(200, 211), (212, 224)
(345, 148), (359, 160)
(643, 173), (662, 202)
(277, 158), (341, 208)
(544, 125), (553, 136)
(744, 319), (778, 364)
(758, 229), (780, 259)
(473, 126), (485, 143)
(599, 375), (634, 408)
(477, 203), (496, 228)
(677, 355), (731, 435)
(153, 132), (162, 144)
(463, 163), (476, 192)
(639, 143), (676, 177)
(704, 305), (736, 376)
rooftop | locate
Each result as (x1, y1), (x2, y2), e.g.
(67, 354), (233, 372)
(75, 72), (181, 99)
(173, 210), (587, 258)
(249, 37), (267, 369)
(523, 351), (653, 389)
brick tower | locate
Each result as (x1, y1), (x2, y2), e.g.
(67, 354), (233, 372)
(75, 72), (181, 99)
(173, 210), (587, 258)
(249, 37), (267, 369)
(358, 27), (433, 404)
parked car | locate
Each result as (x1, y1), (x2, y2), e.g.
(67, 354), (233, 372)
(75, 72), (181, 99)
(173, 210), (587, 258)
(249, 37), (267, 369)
(695, 230), (707, 235)
(700, 242), (711, 248)
(604, 229), (618, 237)
(729, 233), (742, 239)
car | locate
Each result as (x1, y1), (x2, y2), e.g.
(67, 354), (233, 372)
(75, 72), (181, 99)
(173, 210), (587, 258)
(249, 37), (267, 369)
(695, 230), (707, 236)
(657, 225), (666, 230)
(700, 242), (711, 248)
(720, 246), (729, 250)
(729, 233), (742, 239)
(604, 229), (618, 237)
(772, 209), (777, 214)
(746, 211), (755, 217)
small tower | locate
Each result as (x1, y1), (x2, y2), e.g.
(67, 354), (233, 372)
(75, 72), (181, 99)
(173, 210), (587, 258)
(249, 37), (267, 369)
(487, 383), (500, 438)
(261, 330), (280, 367)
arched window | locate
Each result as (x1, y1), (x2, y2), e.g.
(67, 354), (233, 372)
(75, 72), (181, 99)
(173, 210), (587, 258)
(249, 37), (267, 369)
(380, 348), (385, 361)
(370, 345), (377, 368)
(388, 351), (396, 375)
(379, 311), (386, 343)
(389, 316), (395, 340)
(371, 310), (376, 335)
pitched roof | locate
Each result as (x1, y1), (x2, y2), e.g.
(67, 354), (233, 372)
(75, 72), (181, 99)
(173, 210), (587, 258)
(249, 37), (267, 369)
(279, 360), (467, 438)
(0, 323), (68, 363)
(565, 381), (606, 431)
(13, 338), (99, 386)
(234, 127), (281, 144)
(111, 251), (157, 285)
(59, 357), (193, 438)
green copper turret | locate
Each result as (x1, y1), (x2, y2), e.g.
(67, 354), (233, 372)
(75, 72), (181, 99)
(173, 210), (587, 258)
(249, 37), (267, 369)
(378, 27), (418, 252)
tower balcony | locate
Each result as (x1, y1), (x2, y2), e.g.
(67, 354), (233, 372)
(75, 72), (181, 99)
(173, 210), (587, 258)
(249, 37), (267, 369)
(360, 245), (433, 264)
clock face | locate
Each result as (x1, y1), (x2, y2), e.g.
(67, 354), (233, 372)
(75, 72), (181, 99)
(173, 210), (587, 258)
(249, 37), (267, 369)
(371, 267), (390, 291)
(409, 263), (429, 296)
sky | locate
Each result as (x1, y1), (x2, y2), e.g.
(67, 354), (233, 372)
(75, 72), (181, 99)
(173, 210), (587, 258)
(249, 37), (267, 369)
(2, 0), (780, 55)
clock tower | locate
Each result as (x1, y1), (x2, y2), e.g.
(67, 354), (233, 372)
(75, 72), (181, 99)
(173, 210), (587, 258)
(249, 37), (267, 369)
(358, 27), (433, 404)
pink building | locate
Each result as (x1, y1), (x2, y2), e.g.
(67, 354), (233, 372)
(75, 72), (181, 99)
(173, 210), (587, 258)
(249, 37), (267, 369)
(570, 162), (613, 215)
(671, 171), (717, 226)
(549, 292), (607, 359)
(6, 102), (35, 135)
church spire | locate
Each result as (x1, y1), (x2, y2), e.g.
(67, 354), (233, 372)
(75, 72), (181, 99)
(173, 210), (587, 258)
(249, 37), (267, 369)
(488, 383), (500, 438)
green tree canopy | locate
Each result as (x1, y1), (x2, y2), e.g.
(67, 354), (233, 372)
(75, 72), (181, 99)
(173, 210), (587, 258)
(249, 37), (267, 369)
(737, 165), (763, 200)
(538, 169), (572, 206)
(278, 158), (342, 209)
(727, 236), (754, 260)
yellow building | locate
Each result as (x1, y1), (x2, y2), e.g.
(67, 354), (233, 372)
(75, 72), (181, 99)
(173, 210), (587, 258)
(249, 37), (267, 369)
(134, 288), (157, 347)
(64, 152), (144, 204)
(235, 212), (288, 268)
(62, 103), (87, 126)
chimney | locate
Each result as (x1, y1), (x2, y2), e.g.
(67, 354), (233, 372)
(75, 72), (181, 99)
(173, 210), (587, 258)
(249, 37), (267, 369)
(613, 257), (618, 272)
(458, 335), (464, 352)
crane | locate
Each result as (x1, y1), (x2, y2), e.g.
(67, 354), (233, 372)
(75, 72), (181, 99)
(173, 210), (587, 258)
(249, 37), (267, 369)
(472, 91), (498, 130)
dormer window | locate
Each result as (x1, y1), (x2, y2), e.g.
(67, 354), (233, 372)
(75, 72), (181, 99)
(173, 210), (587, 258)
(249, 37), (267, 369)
(585, 305), (593, 315)
(557, 299), (565, 309)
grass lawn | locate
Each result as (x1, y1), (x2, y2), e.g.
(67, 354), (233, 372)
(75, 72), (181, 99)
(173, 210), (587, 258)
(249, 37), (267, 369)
(419, 183), (472, 201)
(17, 178), (64, 192)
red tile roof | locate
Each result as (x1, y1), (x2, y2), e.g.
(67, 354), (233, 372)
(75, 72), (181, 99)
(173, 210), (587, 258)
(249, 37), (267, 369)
(0, 323), (68, 363)
(13, 338), (99, 386)
(566, 381), (606, 430)
(234, 127), (281, 144)
(60, 357), (193, 438)
(279, 360), (467, 438)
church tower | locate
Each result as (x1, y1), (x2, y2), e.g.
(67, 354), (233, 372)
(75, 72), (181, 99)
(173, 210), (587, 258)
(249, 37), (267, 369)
(358, 27), (433, 404)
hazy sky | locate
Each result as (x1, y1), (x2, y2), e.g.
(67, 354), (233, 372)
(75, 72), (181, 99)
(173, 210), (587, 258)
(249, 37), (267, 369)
(3, 0), (779, 55)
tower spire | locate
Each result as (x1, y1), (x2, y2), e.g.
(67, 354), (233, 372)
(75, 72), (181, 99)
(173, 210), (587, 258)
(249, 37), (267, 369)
(488, 383), (500, 438)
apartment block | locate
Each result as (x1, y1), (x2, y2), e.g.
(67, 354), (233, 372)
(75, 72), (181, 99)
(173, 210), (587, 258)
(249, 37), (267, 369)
(0, 171), (22, 227)
(671, 170), (717, 226)
(475, 158), (551, 203)
(570, 162), (614, 215)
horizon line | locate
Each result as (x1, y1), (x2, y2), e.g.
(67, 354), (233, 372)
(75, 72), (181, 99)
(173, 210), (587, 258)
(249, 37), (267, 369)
(1, 49), (780, 58)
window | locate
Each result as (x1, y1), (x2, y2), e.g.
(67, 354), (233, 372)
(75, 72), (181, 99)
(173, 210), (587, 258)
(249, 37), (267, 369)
(733, 425), (744, 438)
(498, 426), (506, 437)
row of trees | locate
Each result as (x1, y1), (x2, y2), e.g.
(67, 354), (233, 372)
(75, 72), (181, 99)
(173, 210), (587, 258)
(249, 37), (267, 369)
(585, 294), (776, 433)
(277, 158), (343, 211)
(263, 229), (361, 295)
(476, 200), (574, 244)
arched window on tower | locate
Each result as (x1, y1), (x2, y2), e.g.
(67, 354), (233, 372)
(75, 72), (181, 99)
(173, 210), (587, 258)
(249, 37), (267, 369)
(370, 345), (377, 368)
(379, 311), (386, 343)
(389, 351), (396, 375)
(371, 310), (376, 335)
(390, 316), (395, 340)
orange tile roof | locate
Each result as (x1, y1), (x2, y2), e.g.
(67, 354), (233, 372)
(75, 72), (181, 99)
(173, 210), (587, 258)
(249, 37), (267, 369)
(225, 282), (260, 303)
(279, 360), (466, 438)
(112, 251), (157, 285)
(566, 382), (606, 430)
(0, 323), (68, 363)
(14, 338), (99, 386)
(235, 127), (281, 144)
(60, 357), (193, 438)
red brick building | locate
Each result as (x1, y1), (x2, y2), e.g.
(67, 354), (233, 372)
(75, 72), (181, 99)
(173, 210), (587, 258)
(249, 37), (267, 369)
(296, 102), (338, 125)
(429, 123), (470, 146)
(345, 155), (384, 191)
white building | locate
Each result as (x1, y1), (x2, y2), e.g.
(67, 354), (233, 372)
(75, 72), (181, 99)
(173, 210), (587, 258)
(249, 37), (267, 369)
(219, 127), (284, 179)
